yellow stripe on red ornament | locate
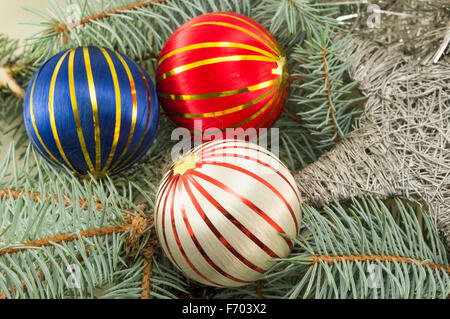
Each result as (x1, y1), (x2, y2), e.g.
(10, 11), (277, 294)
(189, 21), (279, 56)
(248, 57), (289, 128)
(28, 71), (66, 170)
(157, 55), (277, 83)
(158, 78), (278, 101)
(165, 80), (279, 119)
(233, 84), (284, 128)
(68, 48), (95, 174)
(83, 47), (102, 172)
(210, 12), (281, 56)
(98, 47), (122, 174)
(158, 42), (277, 66)
(259, 88), (287, 129)
(48, 49), (78, 173)
(190, 83), (282, 134)
(109, 51), (138, 172)
(257, 88), (285, 129)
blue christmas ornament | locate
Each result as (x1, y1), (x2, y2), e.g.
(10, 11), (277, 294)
(23, 46), (159, 178)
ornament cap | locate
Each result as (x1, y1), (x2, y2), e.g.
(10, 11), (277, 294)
(173, 153), (199, 175)
(272, 56), (289, 88)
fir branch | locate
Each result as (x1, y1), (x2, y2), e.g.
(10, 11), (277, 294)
(47, 0), (170, 45)
(212, 197), (450, 299)
(288, 27), (364, 151)
(0, 187), (104, 212)
(308, 254), (450, 273)
(0, 144), (186, 299)
(253, 0), (339, 51)
(0, 269), (42, 299)
(0, 214), (156, 299)
(0, 246), (92, 299)
(277, 198), (450, 299)
(0, 214), (143, 257)
(25, 0), (253, 65)
(321, 45), (338, 143)
(0, 35), (36, 155)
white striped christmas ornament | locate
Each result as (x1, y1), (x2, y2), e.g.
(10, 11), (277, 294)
(154, 139), (302, 287)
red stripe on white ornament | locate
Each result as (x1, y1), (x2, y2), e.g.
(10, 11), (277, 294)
(196, 160), (298, 238)
(197, 140), (283, 166)
(189, 169), (292, 250)
(200, 152), (300, 203)
(200, 144), (291, 182)
(198, 142), (299, 198)
(200, 141), (297, 189)
(154, 170), (173, 229)
(168, 175), (223, 286)
(176, 177), (252, 285)
(186, 173), (280, 259)
(157, 175), (185, 272)
(182, 177), (266, 274)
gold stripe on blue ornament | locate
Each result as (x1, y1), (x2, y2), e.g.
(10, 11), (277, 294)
(68, 48), (95, 174)
(83, 47), (102, 172)
(108, 50), (138, 172)
(23, 46), (160, 178)
(98, 47), (122, 174)
(27, 72), (66, 170)
(112, 60), (153, 173)
(48, 49), (78, 173)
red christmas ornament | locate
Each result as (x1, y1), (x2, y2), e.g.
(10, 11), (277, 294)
(156, 12), (289, 141)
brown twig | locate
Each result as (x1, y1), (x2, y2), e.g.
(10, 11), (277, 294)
(309, 254), (450, 273)
(284, 105), (308, 127)
(0, 186), (151, 257)
(0, 213), (154, 298)
(0, 187), (156, 298)
(0, 187), (154, 256)
(0, 247), (91, 299)
(321, 46), (339, 144)
(0, 65), (24, 99)
(255, 280), (263, 299)
(47, 0), (169, 44)
(287, 0), (299, 11)
(0, 187), (134, 213)
(141, 239), (158, 299)
(0, 217), (135, 257)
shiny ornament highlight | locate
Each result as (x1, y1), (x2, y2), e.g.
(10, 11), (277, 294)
(156, 12), (289, 141)
(154, 139), (301, 287)
(23, 46), (159, 178)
